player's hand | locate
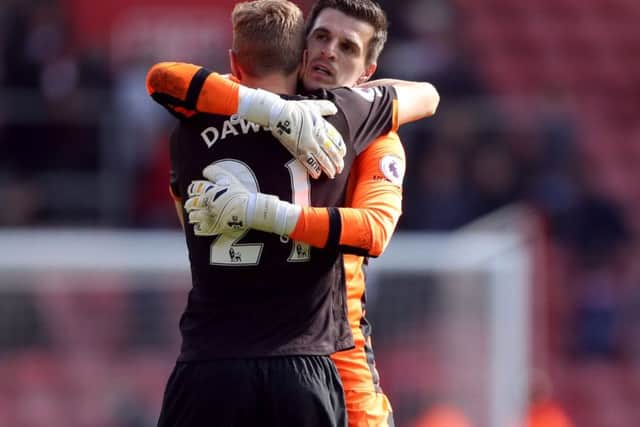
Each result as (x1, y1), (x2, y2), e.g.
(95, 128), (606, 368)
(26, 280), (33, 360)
(269, 99), (346, 179)
(235, 88), (346, 179)
(184, 171), (251, 237)
(184, 163), (301, 237)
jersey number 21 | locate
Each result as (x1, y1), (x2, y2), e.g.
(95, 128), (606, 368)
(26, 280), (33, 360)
(209, 159), (311, 266)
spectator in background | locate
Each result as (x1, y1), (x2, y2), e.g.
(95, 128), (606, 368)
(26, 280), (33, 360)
(111, 49), (173, 225)
(401, 141), (474, 230)
(377, 0), (485, 99)
(467, 139), (522, 219)
(377, 0), (515, 233)
(0, 0), (61, 224)
(551, 173), (633, 360)
(0, 0), (114, 225)
(526, 85), (581, 225)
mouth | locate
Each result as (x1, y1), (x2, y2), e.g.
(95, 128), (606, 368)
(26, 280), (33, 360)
(309, 62), (334, 79)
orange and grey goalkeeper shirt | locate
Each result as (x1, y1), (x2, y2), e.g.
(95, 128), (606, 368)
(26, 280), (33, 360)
(330, 132), (405, 393)
(148, 62), (400, 359)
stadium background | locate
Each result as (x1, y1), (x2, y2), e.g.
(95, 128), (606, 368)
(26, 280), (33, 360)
(1, 0), (639, 425)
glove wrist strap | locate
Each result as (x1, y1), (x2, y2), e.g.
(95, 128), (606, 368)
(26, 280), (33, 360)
(237, 88), (284, 127)
(245, 192), (257, 228)
(251, 193), (301, 237)
(276, 201), (302, 237)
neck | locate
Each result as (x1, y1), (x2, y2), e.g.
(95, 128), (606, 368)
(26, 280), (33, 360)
(240, 72), (297, 95)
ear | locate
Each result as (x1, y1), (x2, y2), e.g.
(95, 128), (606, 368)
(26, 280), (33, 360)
(229, 49), (242, 80)
(356, 62), (377, 85)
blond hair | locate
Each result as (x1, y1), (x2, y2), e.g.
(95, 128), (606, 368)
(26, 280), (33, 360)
(232, 0), (305, 77)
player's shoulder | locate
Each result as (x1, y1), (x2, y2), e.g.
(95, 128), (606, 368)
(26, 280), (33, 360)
(301, 86), (381, 98)
(295, 88), (334, 101)
(312, 86), (394, 106)
(337, 86), (387, 102)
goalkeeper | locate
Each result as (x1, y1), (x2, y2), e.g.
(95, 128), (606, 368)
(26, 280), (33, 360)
(146, 1), (438, 427)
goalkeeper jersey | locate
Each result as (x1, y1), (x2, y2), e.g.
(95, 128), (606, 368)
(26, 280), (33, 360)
(161, 67), (398, 359)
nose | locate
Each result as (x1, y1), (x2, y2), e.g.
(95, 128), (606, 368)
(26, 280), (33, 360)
(321, 40), (338, 60)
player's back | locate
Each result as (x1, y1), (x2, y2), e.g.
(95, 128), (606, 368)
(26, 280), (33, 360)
(169, 87), (396, 361)
(171, 113), (352, 360)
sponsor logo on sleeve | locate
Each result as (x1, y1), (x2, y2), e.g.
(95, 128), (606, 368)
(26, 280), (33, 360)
(379, 155), (405, 186)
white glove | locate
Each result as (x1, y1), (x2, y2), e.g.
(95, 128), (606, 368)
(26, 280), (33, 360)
(235, 87), (346, 179)
(184, 163), (301, 237)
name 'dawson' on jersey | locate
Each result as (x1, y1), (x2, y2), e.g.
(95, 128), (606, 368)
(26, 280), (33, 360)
(200, 119), (268, 148)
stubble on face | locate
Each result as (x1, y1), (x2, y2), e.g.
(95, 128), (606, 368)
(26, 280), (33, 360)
(302, 8), (374, 91)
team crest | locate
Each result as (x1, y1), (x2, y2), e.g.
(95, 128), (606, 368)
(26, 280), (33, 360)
(379, 155), (405, 186)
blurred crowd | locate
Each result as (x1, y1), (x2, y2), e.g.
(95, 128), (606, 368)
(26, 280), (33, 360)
(0, 0), (174, 227)
(2, 0), (640, 426)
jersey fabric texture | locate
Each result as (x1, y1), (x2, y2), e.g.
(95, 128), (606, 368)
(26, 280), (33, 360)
(148, 63), (404, 426)
(167, 71), (397, 360)
(147, 63), (402, 259)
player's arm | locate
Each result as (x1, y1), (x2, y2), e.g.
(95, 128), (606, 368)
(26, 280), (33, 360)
(146, 62), (240, 119)
(185, 133), (404, 258)
(290, 132), (404, 257)
(146, 61), (328, 122)
(146, 61), (344, 179)
(358, 78), (439, 125)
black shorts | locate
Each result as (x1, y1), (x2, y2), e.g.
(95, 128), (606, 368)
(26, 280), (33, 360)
(157, 355), (346, 427)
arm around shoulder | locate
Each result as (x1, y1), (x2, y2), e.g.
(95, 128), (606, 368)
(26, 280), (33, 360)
(360, 79), (440, 125)
(290, 133), (405, 257)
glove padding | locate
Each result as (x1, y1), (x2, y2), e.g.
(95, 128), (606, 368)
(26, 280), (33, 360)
(184, 163), (301, 237)
(236, 88), (346, 179)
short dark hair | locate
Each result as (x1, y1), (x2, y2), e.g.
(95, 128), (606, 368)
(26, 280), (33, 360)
(305, 0), (388, 65)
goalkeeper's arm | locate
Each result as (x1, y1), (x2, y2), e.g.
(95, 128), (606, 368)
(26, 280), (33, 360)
(358, 78), (440, 124)
(185, 133), (404, 258)
(146, 62), (240, 119)
(290, 132), (404, 257)
(146, 61), (336, 126)
(146, 62), (438, 126)
(147, 62), (344, 179)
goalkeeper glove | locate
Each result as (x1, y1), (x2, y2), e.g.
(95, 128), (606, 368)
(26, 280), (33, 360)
(235, 87), (346, 179)
(184, 163), (301, 238)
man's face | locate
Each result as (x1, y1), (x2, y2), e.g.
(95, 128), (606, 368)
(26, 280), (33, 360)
(302, 8), (375, 90)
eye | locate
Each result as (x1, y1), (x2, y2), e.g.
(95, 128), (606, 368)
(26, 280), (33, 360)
(340, 42), (356, 54)
(314, 32), (328, 41)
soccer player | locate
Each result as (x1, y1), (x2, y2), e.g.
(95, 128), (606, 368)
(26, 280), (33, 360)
(302, 2), (409, 426)
(155, 1), (436, 425)
(149, 1), (439, 426)
(146, 1), (434, 427)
